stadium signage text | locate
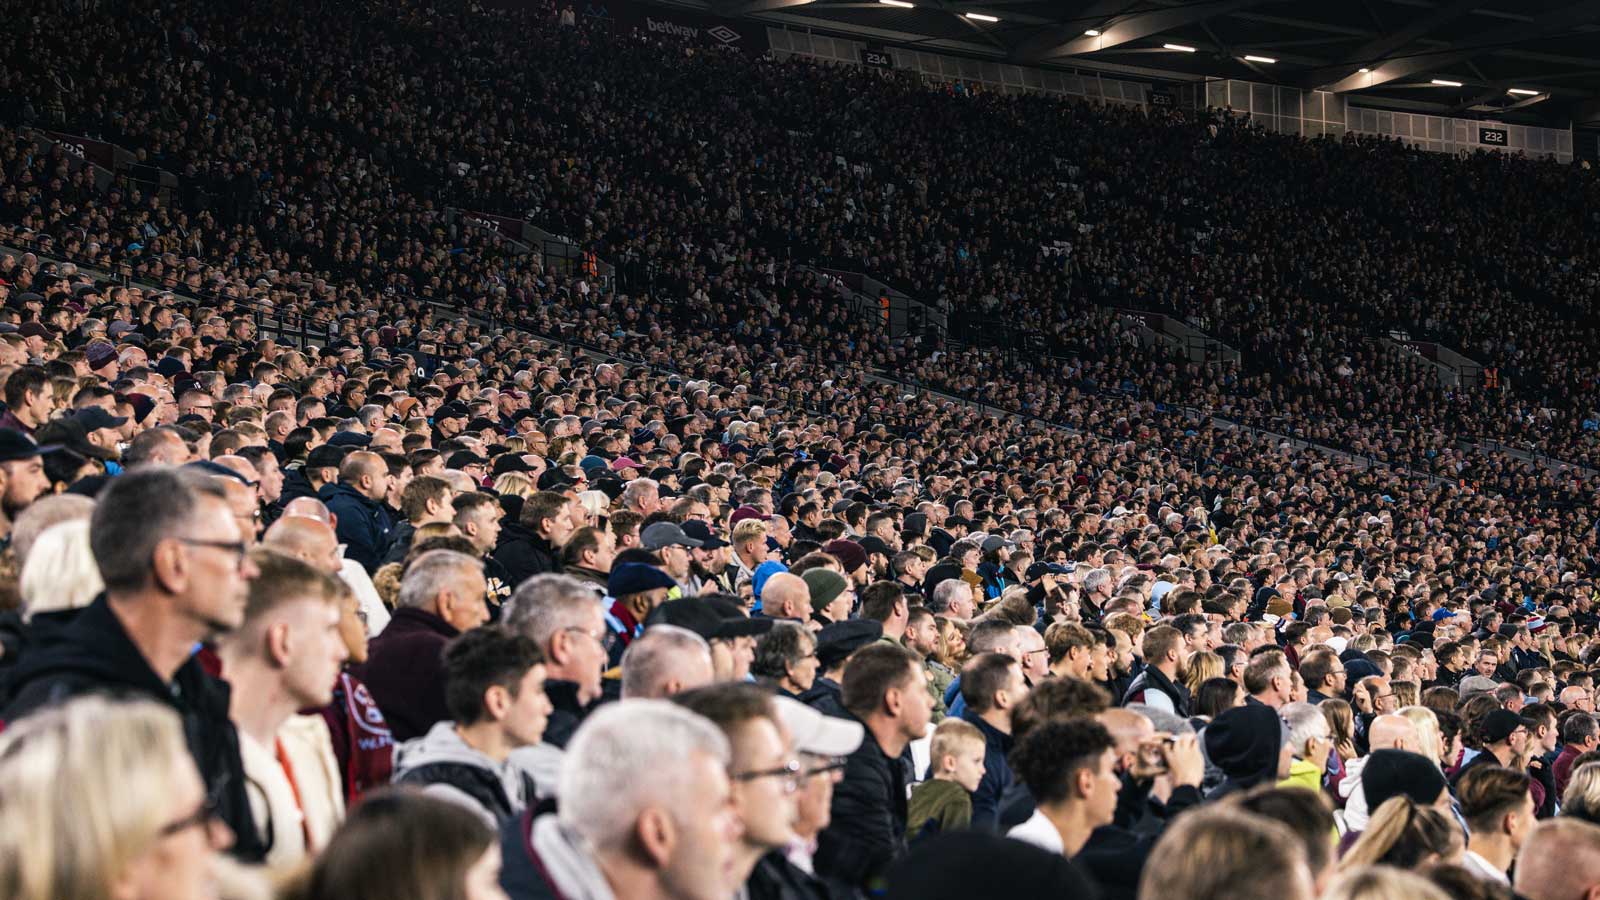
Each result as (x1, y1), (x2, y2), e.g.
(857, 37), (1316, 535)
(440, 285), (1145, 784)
(1479, 127), (1508, 146)
(861, 44), (893, 68)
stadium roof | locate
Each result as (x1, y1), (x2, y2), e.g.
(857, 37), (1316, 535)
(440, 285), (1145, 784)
(703, 0), (1600, 125)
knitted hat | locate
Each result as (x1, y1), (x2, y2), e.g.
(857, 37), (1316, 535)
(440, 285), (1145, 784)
(1362, 749), (1449, 810)
(824, 539), (868, 575)
(1204, 703), (1285, 785)
(803, 568), (849, 612)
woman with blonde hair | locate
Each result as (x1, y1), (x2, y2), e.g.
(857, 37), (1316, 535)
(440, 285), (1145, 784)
(491, 471), (535, 499)
(1321, 699), (1359, 762)
(0, 695), (238, 900)
(1398, 706), (1446, 767)
(934, 616), (968, 670)
(1184, 650), (1224, 698)
(1341, 796), (1462, 870)
(1561, 760), (1600, 826)
(18, 518), (103, 622)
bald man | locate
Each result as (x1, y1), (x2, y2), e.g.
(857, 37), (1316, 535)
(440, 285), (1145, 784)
(1515, 818), (1600, 900)
(267, 507), (391, 638)
(321, 450), (395, 572)
(1094, 707), (1205, 832)
(1339, 714), (1422, 831)
(760, 572), (812, 623)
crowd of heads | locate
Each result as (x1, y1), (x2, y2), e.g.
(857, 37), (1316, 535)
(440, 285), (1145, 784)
(1, 0), (1600, 898)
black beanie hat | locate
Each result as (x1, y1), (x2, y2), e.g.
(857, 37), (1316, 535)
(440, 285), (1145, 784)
(1362, 749), (1449, 811)
(1204, 703), (1285, 783)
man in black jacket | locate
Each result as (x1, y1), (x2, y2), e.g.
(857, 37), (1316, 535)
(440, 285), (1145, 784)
(494, 490), (574, 590)
(816, 642), (933, 894)
(2, 467), (268, 862)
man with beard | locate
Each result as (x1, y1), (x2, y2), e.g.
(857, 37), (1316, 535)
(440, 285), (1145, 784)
(2, 467), (267, 860)
(0, 431), (54, 546)
(684, 520), (734, 595)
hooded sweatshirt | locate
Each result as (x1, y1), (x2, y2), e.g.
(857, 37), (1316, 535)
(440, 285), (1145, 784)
(393, 721), (536, 828)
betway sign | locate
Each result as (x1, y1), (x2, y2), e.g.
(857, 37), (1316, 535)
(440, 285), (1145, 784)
(646, 16), (743, 46)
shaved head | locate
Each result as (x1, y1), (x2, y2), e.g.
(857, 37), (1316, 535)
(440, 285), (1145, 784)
(1368, 714), (1420, 753)
(262, 515), (342, 576)
(761, 573), (809, 619)
(282, 496), (333, 524)
(1514, 818), (1600, 900)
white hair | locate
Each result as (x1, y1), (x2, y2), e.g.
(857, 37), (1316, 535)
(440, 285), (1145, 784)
(395, 549), (482, 610)
(1281, 701), (1330, 751)
(559, 700), (729, 850)
(20, 520), (103, 622)
(1083, 568), (1112, 593)
(929, 579), (969, 615)
(502, 573), (601, 647)
(620, 625), (712, 700)
(621, 478), (659, 509)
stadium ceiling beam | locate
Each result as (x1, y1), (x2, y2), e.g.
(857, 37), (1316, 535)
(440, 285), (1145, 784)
(1296, 0), (1479, 88)
(1319, 0), (1600, 93)
(716, 0), (816, 15)
(1013, 0), (1274, 63)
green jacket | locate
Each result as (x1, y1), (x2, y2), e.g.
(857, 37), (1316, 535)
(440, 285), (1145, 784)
(907, 778), (972, 842)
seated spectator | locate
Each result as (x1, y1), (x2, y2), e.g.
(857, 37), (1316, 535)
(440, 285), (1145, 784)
(750, 620), (820, 700)
(1321, 866), (1451, 900)
(498, 700), (742, 899)
(353, 549), (488, 741)
(320, 451), (394, 573)
(215, 549), (348, 868)
(2, 467), (265, 860)
(1122, 625), (1190, 716)
(907, 718), (985, 842)
(958, 651), (1027, 827)
(1204, 702), (1293, 799)
(816, 642), (934, 892)
(1138, 806), (1315, 900)
(0, 695), (246, 900)
(1007, 716), (1120, 857)
(283, 790), (502, 900)
(1457, 766), (1537, 885)
(672, 684), (800, 893)
(1563, 761), (1600, 825)
(619, 624), (715, 700)
(1555, 713), (1598, 798)
(885, 831), (1099, 900)
(494, 491), (575, 588)
(393, 626), (548, 826)
(317, 575), (395, 804)
(1514, 817), (1600, 900)
(1341, 795), (1463, 870)
(759, 696), (866, 897)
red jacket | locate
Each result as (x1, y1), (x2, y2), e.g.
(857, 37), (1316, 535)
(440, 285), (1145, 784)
(1555, 743), (1584, 799)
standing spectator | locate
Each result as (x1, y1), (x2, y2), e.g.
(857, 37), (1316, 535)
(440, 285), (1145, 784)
(215, 549), (349, 868)
(816, 642), (934, 892)
(353, 550), (488, 741)
(2, 467), (266, 860)
(394, 627), (549, 826)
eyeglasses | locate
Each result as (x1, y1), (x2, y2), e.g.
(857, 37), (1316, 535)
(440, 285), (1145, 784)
(562, 626), (606, 646)
(173, 537), (251, 566)
(158, 784), (224, 839)
(731, 759), (802, 792)
(800, 756), (849, 778)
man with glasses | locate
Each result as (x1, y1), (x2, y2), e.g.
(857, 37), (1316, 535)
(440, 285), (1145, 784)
(1298, 647), (1347, 705)
(674, 683), (810, 896)
(3, 467), (267, 861)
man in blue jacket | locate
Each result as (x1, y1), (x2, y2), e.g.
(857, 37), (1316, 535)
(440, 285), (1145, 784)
(319, 450), (394, 573)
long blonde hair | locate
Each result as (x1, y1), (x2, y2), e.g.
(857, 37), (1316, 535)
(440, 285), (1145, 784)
(1184, 650), (1224, 697)
(1341, 797), (1461, 870)
(1398, 706), (1445, 767)
(0, 696), (194, 900)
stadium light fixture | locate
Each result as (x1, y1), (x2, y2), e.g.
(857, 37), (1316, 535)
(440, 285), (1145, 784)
(1431, 78), (1462, 87)
(1507, 88), (1540, 96)
(964, 12), (999, 22)
(1358, 67), (1370, 73)
(1084, 28), (1101, 36)
(1243, 54), (1276, 64)
(878, 0), (915, 7)
(1162, 43), (1196, 52)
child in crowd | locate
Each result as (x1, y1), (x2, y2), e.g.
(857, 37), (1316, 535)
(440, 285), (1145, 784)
(907, 718), (986, 842)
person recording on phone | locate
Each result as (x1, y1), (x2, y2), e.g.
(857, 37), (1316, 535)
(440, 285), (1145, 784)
(1075, 707), (1206, 900)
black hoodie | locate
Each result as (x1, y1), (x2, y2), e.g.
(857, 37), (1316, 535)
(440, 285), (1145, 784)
(1, 595), (267, 862)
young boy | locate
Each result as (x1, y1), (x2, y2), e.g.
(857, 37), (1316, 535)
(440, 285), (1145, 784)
(907, 718), (986, 841)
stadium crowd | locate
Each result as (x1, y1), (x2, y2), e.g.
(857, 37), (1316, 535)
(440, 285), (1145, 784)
(3, 0), (1600, 900)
